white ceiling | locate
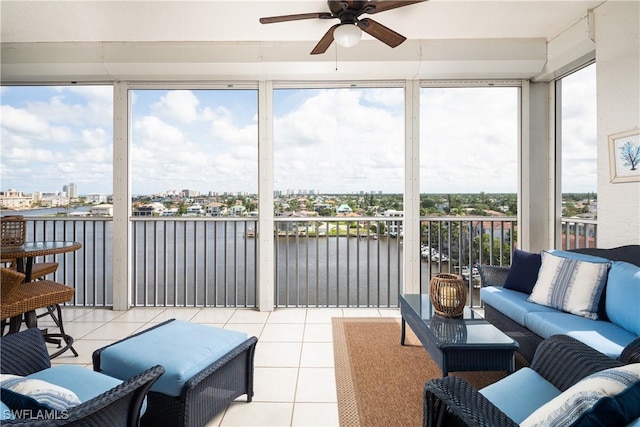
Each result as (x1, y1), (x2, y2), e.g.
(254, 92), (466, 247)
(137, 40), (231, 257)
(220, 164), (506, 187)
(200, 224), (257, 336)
(0, 0), (605, 83)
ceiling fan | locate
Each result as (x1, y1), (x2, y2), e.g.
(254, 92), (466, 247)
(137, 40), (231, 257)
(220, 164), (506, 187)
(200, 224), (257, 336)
(259, 1), (426, 55)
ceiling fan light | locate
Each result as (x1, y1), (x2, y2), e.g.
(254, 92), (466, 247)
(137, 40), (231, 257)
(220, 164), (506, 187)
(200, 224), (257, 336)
(334, 24), (362, 48)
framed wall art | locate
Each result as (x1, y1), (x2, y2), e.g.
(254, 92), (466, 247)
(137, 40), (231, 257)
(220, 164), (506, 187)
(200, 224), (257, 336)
(608, 128), (640, 183)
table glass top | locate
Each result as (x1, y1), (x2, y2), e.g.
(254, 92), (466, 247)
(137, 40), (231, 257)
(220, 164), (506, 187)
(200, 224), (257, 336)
(0, 241), (81, 256)
(401, 293), (516, 346)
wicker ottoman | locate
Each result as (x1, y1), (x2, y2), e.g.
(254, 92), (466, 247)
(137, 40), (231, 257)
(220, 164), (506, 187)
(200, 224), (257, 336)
(92, 319), (257, 427)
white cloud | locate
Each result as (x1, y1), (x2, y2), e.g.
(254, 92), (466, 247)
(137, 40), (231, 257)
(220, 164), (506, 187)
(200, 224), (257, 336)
(151, 90), (201, 123)
(1, 105), (49, 137)
(1, 79), (597, 196)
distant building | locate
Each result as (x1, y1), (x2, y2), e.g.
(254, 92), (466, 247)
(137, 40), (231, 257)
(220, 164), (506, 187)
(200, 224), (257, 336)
(182, 189), (200, 197)
(383, 209), (403, 237)
(229, 205), (247, 216)
(90, 204), (113, 216)
(86, 193), (108, 204)
(185, 204), (204, 216)
(133, 202), (166, 216)
(39, 191), (69, 207)
(205, 202), (224, 217)
(0, 189), (32, 209)
(336, 204), (353, 214)
(63, 183), (78, 198)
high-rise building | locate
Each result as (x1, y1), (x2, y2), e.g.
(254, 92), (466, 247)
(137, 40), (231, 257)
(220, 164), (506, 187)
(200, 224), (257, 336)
(63, 183), (78, 198)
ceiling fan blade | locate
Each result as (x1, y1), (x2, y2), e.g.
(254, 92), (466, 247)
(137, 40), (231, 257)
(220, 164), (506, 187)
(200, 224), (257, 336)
(310, 24), (340, 55)
(358, 18), (406, 48)
(260, 12), (332, 24)
(364, 0), (426, 14)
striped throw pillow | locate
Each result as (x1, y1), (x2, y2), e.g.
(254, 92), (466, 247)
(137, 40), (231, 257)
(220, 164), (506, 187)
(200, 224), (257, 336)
(521, 364), (640, 427)
(0, 374), (81, 413)
(527, 251), (610, 319)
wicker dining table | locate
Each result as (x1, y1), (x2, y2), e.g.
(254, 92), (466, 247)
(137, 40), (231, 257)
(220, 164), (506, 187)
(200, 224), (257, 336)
(1, 241), (82, 283)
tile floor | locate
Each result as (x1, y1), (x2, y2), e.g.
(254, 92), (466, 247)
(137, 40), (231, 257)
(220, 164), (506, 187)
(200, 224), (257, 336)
(40, 306), (403, 426)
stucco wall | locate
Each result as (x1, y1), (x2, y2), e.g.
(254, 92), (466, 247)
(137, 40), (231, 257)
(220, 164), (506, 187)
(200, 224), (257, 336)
(595, 1), (640, 246)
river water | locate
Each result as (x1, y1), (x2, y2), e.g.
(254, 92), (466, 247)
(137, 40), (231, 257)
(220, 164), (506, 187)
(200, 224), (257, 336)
(4, 209), (457, 308)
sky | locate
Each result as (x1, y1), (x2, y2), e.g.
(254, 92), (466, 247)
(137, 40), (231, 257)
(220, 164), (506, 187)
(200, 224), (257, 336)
(1, 66), (596, 196)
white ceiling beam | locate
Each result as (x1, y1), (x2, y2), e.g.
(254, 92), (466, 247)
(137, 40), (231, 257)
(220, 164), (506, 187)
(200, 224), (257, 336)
(1, 38), (546, 83)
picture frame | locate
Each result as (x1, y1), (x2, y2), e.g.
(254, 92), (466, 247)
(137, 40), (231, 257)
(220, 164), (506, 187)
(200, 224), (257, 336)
(608, 128), (640, 183)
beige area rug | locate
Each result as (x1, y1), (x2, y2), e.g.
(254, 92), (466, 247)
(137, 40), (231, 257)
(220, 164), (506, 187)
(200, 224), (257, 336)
(332, 317), (509, 427)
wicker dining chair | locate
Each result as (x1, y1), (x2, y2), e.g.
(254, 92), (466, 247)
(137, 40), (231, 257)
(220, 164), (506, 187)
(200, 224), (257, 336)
(0, 267), (77, 358)
(1, 215), (59, 281)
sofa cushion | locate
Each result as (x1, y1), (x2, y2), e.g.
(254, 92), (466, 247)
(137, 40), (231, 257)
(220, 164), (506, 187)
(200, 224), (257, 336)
(480, 286), (559, 326)
(528, 251), (610, 320)
(0, 374), (81, 413)
(503, 249), (542, 294)
(525, 311), (638, 358)
(99, 320), (249, 397)
(521, 364), (640, 427)
(606, 261), (640, 336)
(480, 367), (561, 424)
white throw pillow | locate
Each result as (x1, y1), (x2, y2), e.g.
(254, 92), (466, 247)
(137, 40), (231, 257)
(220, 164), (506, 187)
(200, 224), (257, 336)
(527, 251), (609, 319)
(1, 375), (81, 412)
(521, 364), (640, 427)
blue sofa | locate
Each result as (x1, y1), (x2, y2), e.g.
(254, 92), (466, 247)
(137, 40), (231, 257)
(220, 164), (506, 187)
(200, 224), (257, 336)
(479, 245), (640, 363)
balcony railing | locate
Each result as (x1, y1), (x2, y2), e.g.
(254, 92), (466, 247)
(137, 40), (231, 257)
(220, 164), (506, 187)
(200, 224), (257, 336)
(11, 216), (596, 309)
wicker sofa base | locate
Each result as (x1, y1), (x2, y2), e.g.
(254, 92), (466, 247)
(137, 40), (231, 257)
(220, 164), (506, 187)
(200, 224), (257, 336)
(483, 304), (542, 363)
(94, 320), (257, 427)
(142, 336), (257, 427)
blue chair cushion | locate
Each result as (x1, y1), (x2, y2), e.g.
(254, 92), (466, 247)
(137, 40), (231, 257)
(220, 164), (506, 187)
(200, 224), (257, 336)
(503, 249), (542, 294)
(0, 400), (14, 420)
(29, 365), (148, 415)
(28, 366), (123, 404)
(480, 286), (558, 326)
(99, 320), (249, 397)
(480, 367), (561, 424)
(525, 311), (638, 358)
(606, 261), (640, 336)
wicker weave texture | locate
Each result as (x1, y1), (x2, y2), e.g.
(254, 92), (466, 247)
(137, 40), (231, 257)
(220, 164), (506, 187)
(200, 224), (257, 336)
(423, 334), (635, 427)
(0, 269), (75, 321)
(429, 273), (467, 317)
(1, 215), (26, 246)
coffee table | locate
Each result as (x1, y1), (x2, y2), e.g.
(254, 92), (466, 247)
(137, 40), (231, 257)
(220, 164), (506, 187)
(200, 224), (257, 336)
(400, 293), (518, 376)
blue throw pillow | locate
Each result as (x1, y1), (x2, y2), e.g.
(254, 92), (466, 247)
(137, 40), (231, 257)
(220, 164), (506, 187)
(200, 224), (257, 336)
(503, 249), (542, 294)
(573, 380), (640, 427)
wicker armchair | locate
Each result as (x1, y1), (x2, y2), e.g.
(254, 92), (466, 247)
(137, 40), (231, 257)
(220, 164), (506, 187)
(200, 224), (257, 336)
(0, 328), (165, 426)
(423, 334), (640, 427)
(0, 267), (77, 358)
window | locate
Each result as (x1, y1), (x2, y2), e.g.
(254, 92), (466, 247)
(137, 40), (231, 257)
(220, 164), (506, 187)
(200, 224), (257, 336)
(557, 63), (597, 248)
(419, 86), (519, 291)
(128, 88), (259, 306)
(1, 85), (114, 208)
(272, 86), (405, 307)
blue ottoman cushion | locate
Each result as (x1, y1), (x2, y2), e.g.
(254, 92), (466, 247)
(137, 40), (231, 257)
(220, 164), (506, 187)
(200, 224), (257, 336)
(98, 320), (249, 397)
